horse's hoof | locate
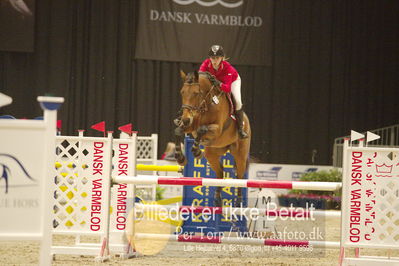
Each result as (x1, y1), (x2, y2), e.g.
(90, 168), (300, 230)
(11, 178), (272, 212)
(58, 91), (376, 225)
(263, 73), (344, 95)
(175, 153), (187, 166)
(177, 157), (187, 166)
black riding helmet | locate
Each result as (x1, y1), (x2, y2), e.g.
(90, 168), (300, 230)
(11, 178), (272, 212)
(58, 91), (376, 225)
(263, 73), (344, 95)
(208, 45), (225, 57)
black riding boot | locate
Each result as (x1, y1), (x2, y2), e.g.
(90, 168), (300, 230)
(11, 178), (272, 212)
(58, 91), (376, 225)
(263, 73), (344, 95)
(235, 109), (248, 139)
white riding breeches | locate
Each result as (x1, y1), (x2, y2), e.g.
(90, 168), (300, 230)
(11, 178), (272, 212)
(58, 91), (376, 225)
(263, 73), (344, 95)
(231, 75), (242, 110)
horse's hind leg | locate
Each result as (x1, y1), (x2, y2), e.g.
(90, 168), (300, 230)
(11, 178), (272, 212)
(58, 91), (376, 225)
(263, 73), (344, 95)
(204, 147), (228, 207)
(230, 140), (250, 207)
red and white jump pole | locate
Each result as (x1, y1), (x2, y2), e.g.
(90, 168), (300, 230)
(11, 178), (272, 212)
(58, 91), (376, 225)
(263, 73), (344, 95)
(113, 175), (342, 191)
(134, 233), (340, 249)
(113, 171), (342, 252)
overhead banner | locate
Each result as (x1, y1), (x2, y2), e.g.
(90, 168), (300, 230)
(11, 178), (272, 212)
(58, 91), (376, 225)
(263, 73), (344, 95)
(135, 0), (273, 66)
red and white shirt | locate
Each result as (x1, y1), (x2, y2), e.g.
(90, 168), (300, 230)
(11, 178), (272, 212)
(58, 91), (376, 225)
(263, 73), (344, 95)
(199, 59), (239, 93)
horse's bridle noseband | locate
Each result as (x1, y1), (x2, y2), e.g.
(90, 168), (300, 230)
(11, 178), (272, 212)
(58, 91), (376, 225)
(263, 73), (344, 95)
(180, 82), (222, 116)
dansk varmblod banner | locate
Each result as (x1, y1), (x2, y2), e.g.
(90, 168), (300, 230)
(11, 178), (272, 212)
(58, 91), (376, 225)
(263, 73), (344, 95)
(135, 0), (273, 66)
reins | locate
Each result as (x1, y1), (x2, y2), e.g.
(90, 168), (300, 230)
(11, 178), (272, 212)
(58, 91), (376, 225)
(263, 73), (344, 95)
(180, 73), (223, 114)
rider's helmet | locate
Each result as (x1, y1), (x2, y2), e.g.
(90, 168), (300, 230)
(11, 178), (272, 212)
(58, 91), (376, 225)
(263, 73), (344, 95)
(208, 45), (225, 57)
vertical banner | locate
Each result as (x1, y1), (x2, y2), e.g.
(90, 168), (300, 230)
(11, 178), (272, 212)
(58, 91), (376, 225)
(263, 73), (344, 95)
(110, 137), (135, 233)
(135, 0), (273, 66)
(182, 137), (247, 233)
(77, 137), (112, 234)
(341, 140), (399, 248)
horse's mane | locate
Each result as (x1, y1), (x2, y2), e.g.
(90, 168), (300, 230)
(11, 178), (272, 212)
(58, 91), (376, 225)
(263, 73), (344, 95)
(199, 71), (220, 87)
(185, 71), (220, 87)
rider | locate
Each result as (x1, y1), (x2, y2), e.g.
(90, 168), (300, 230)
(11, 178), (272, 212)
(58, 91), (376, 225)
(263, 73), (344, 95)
(199, 45), (248, 139)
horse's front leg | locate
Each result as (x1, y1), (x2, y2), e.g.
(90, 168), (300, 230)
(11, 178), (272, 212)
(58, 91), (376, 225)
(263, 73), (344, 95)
(174, 127), (187, 166)
(191, 125), (208, 159)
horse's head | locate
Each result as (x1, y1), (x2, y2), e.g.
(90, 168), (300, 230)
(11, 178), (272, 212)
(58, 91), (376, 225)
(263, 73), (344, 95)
(179, 70), (212, 130)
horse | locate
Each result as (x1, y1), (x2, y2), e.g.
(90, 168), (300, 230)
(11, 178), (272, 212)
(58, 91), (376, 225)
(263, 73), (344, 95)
(174, 70), (251, 207)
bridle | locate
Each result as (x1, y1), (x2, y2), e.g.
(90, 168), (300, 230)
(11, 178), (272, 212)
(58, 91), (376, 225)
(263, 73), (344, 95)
(174, 72), (225, 128)
(180, 82), (221, 114)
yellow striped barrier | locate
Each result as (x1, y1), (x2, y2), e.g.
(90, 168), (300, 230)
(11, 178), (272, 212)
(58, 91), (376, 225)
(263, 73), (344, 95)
(55, 162), (182, 172)
(135, 196), (183, 227)
(136, 164), (183, 172)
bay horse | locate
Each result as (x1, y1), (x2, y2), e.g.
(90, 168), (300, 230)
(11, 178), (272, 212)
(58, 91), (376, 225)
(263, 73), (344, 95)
(174, 70), (251, 207)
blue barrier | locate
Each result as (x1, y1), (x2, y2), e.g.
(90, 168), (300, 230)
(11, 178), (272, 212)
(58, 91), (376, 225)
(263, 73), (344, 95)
(182, 137), (248, 234)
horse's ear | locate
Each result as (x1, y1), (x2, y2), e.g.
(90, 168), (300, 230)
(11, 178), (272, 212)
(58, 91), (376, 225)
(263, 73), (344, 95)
(180, 70), (186, 81)
(194, 70), (199, 81)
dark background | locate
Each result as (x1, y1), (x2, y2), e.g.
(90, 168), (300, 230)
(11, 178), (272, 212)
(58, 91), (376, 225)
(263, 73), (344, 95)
(0, 0), (35, 52)
(0, 0), (398, 165)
